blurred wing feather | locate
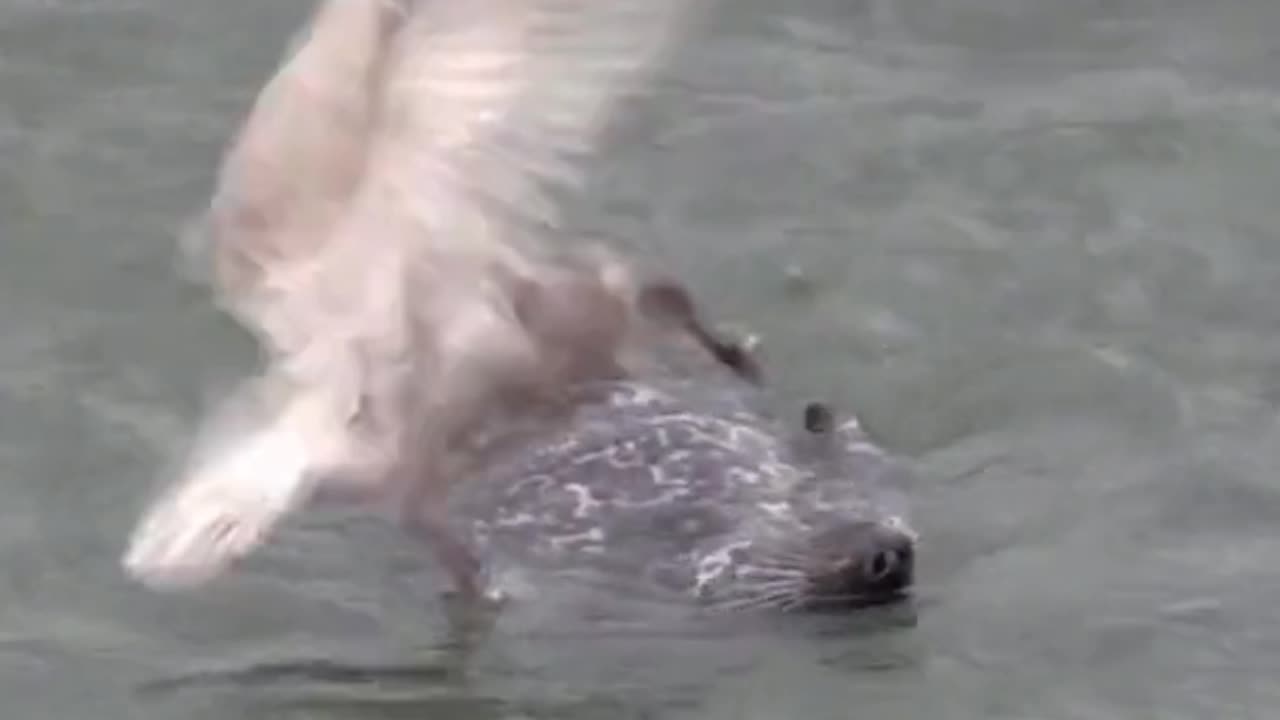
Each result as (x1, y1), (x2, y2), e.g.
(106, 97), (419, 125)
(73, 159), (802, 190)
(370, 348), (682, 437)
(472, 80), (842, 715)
(373, 0), (715, 246)
(123, 0), (716, 591)
(200, 0), (403, 308)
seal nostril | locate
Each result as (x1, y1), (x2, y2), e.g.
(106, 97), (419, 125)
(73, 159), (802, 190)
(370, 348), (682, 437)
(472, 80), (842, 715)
(864, 548), (898, 583)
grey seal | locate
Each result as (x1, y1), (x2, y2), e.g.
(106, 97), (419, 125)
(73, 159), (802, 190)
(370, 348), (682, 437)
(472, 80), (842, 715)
(441, 318), (919, 613)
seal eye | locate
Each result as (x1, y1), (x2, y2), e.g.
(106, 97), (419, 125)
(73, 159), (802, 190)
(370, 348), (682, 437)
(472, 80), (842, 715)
(863, 548), (899, 583)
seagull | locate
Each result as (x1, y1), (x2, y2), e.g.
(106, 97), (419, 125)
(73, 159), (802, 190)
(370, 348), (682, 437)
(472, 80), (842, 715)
(121, 0), (721, 600)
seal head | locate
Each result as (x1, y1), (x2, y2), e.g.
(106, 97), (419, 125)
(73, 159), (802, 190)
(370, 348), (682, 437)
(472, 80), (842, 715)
(692, 515), (916, 613)
(448, 360), (918, 613)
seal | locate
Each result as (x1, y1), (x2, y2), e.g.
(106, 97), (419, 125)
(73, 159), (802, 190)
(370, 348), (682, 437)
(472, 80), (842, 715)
(438, 326), (919, 613)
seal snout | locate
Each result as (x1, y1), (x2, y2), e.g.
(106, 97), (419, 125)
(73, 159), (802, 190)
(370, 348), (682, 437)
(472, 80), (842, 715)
(806, 520), (916, 610)
(854, 525), (915, 599)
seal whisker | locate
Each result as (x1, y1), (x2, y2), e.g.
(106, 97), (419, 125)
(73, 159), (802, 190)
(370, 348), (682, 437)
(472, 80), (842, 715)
(736, 547), (811, 566)
(708, 576), (813, 610)
(709, 590), (797, 613)
(736, 578), (807, 593)
(736, 566), (808, 580)
(746, 561), (811, 577)
(748, 543), (816, 562)
(768, 591), (808, 607)
(740, 558), (814, 577)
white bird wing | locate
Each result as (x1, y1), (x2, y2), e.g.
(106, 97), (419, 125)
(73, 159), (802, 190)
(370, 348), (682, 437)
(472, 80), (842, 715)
(196, 0), (403, 332)
(125, 0), (403, 591)
(124, 0), (717, 590)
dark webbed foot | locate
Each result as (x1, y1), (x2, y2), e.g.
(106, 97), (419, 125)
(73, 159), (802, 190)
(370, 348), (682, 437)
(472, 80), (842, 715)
(399, 500), (502, 607)
(636, 280), (764, 385)
(502, 253), (762, 388)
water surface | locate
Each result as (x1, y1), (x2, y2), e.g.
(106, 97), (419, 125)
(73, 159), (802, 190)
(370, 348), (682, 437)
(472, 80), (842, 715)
(3, 0), (1280, 717)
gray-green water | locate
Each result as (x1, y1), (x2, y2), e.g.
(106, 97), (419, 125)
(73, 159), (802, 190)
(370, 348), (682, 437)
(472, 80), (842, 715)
(5, 0), (1280, 717)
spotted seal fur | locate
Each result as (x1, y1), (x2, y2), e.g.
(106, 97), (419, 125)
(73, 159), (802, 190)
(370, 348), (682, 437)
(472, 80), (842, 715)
(441, 326), (918, 613)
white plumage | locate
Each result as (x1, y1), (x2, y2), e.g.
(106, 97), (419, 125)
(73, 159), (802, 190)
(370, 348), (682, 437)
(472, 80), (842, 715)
(123, 0), (715, 592)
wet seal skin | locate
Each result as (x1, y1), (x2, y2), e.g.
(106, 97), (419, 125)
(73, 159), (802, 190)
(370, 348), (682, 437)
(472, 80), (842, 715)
(447, 330), (919, 614)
